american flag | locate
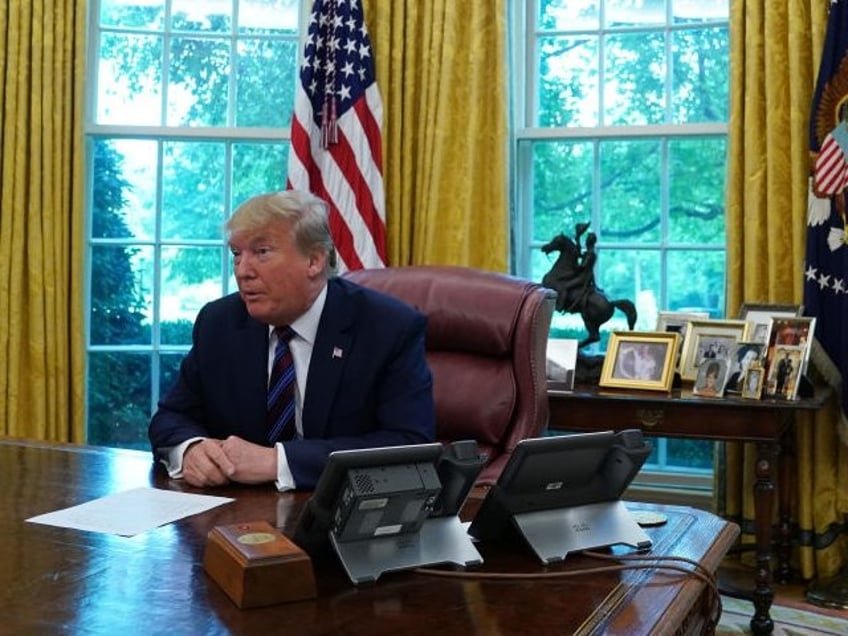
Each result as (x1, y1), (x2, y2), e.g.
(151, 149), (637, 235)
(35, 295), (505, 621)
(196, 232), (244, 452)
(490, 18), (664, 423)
(806, 0), (848, 430)
(287, 0), (387, 272)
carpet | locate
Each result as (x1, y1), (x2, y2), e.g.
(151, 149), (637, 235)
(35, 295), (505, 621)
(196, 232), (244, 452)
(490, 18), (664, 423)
(717, 595), (848, 635)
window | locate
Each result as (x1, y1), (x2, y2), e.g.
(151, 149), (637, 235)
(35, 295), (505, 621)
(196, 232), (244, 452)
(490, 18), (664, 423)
(511, 0), (729, 477)
(85, 0), (302, 448)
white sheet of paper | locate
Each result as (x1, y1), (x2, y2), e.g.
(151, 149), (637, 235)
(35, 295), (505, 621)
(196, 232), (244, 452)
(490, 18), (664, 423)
(26, 487), (234, 537)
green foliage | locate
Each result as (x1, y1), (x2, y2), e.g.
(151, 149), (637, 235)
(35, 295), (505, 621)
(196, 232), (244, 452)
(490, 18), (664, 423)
(89, 142), (148, 345)
(88, 142), (152, 448)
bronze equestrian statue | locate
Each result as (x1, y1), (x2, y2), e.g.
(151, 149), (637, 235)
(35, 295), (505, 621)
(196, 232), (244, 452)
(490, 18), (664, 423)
(541, 223), (637, 349)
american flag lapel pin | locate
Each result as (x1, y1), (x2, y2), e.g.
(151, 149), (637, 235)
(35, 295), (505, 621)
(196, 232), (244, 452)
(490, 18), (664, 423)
(332, 346), (343, 359)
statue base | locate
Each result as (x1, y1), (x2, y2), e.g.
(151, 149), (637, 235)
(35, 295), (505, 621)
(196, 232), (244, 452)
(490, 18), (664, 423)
(575, 353), (605, 385)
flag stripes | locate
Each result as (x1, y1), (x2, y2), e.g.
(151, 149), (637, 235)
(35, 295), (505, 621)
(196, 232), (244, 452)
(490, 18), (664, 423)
(287, 0), (387, 273)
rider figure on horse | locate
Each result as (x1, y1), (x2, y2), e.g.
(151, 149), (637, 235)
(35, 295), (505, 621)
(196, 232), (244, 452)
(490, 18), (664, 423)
(550, 222), (600, 313)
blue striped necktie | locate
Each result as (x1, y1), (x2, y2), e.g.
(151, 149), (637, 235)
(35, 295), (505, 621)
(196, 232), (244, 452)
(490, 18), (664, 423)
(267, 326), (297, 443)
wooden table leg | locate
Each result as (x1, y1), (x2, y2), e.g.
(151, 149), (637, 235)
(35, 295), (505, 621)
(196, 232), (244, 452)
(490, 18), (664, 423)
(750, 441), (776, 635)
(776, 419), (794, 584)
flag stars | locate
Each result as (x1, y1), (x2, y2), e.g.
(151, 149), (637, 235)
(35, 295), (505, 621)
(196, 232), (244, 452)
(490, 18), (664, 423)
(818, 272), (831, 290)
(359, 42), (371, 59)
(805, 264), (818, 281)
(344, 38), (357, 55)
(834, 278), (846, 294)
(341, 61), (354, 77)
(338, 84), (352, 101)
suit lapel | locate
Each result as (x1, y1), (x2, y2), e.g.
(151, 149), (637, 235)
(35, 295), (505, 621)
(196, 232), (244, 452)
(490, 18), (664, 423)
(232, 302), (270, 442)
(302, 279), (356, 438)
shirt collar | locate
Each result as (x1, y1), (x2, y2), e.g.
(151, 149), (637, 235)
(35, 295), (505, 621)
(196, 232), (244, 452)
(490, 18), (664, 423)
(266, 283), (327, 346)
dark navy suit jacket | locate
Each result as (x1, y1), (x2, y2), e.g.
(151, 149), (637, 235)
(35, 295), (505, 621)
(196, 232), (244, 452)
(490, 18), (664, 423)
(148, 277), (435, 489)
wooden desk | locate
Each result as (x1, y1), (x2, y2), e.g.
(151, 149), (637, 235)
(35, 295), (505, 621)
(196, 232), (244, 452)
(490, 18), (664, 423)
(0, 439), (738, 635)
(548, 383), (830, 635)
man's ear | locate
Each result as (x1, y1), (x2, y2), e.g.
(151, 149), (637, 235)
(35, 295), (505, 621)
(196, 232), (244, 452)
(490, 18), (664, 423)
(306, 249), (327, 278)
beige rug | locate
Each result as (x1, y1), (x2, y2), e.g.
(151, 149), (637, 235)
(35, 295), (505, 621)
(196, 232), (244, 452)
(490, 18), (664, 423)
(717, 595), (848, 635)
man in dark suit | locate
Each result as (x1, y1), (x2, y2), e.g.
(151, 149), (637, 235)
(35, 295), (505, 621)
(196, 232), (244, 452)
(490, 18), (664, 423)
(149, 190), (435, 491)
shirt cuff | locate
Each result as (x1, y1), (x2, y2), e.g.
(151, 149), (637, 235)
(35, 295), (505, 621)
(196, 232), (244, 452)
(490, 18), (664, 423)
(159, 437), (205, 478)
(275, 443), (296, 491)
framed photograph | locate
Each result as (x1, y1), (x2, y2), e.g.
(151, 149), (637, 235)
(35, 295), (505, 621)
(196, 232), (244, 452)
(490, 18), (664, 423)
(692, 357), (729, 398)
(546, 338), (579, 391)
(655, 311), (711, 334)
(655, 311), (710, 368)
(740, 365), (765, 399)
(678, 319), (750, 382)
(724, 341), (766, 394)
(737, 303), (803, 345)
(765, 316), (816, 378)
(600, 331), (679, 392)
(764, 344), (805, 399)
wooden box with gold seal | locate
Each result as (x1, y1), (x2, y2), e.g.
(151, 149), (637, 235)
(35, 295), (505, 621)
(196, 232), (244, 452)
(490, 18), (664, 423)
(203, 520), (317, 608)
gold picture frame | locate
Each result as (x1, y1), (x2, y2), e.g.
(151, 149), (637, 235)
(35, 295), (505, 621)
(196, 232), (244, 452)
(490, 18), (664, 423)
(740, 365), (765, 399)
(600, 331), (679, 392)
(678, 319), (750, 382)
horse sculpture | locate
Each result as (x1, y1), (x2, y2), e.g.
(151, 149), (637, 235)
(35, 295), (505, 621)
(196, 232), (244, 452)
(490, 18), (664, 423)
(541, 227), (637, 349)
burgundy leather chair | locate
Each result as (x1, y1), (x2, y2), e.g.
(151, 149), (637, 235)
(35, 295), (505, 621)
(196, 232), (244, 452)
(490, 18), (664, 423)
(344, 265), (556, 486)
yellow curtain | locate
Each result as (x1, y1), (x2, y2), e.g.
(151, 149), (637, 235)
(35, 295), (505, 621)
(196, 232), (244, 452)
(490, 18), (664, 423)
(725, 0), (848, 580)
(365, 0), (509, 271)
(0, 1), (86, 442)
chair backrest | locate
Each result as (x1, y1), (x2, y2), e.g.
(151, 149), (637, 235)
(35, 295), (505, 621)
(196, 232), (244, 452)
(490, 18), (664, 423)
(343, 265), (556, 485)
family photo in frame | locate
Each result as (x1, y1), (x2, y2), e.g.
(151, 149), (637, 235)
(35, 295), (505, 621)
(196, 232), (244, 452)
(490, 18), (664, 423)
(737, 303), (803, 345)
(599, 331), (679, 392)
(724, 341), (765, 395)
(692, 358), (729, 398)
(741, 366), (764, 399)
(678, 319), (749, 382)
(762, 316), (816, 398)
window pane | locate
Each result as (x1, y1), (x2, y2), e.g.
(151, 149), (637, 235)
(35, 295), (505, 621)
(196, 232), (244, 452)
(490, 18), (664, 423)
(87, 351), (152, 449)
(597, 248), (661, 330)
(672, 26), (729, 123)
(240, 0), (299, 34)
(599, 139), (661, 242)
(92, 139), (157, 240)
(160, 246), (224, 345)
(538, 0), (599, 31)
(604, 32), (665, 126)
(667, 249), (725, 316)
(162, 141), (226, 240)
(89, 245), (153, 346)
(672, 1), (729, 23)
(233, 142), (289, 205)
(168, 37), (231, 126)
(530, 140), (594, 242)
(538, 35), (599, 127)
(96, 33), (163, 125)
(666, 438), (714, 470)
(668, 137), (726, 242)
(100, 0), (165, 29)
(236, 38), (299, 127)
(606, 0), (666, 28)
(171, 0), (231, 31)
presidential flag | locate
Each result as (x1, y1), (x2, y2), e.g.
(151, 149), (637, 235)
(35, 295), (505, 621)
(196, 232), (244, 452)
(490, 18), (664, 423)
(806, 0), (848, 432)
(287, 0), (387, 272)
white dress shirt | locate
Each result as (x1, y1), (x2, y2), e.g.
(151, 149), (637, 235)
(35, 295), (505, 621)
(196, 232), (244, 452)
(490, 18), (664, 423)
(162, 285), (328, 491)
